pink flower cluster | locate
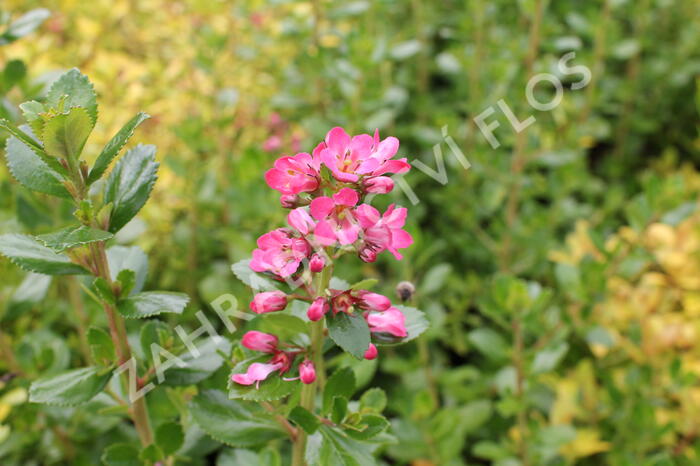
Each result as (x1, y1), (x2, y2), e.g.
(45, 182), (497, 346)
(232, 127), (413, 388)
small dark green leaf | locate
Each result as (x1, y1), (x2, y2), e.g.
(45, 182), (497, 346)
(468, 328), (509, 362)
(312, 425), (376, 466)
(29, 366), (113, 406)
(231, 259), (279, 291)
(101, 443), (140, 466)
(117, 291), (189, 319)
(93, 277), (116, 305)
(327, 313), (370, 359)
(323, 367), (356, 414)
(116, 269), (136, 297)
(139, 320), (169, 359)
(3, 59), (27, 88)
(344, 414), (390, 441)
(41, 107), (93, 160)
(155, 421), (184, 456)
(107, 245), (148, 295)
(88, 112), (150, 183)
(36, 226), (113, 252)
(359, 388), (387, 414)
(289, 406), (320, 434)
(46, 68), (98, 127)
(331, 396), (348, 424)
(87, 327), (115, 365)
(104, 144), (158, 233)
(0, 233), (88, 275)
(190, 390), (284, 447)
(139, 444), (164, 463)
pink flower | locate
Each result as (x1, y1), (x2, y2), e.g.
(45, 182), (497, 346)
(310, 188), (361, 245)
(356, 291), (392, 311)
(280, 194), (300, 209)
(366, 307), (408, 338)
(231, 362), (283, 386)
(363, 129), (411, 177)
(287, 208), (316, 235)
(363, 176), (394, 194)
(299, 360), (316, 384)
(364, 343), (378, 360)
(242, 331), (278, 353)
(250, 228), (311, 277)
(356, 203), (413, 260)
(263, 135), (282, 152)
(250, 291), (288, 314)
(309, 253), (325, 272)
(307, 297), (329, 321)
(264, 152), (321, 195)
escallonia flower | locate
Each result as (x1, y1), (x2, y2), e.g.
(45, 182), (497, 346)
(250, 290), (288, 314)
(250, 228), (311, 277)
(231, 350), (293, 388)
(264, 151), (321, 196)
(365, 307), (408, 338)
(310, 187), (362, 246)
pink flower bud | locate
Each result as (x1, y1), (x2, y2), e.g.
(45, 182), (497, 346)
(280, 194), (299, 209)
(364, 343), (378, 360)
(363, 176), (394, 194)
(356, 291), (392, 311)
(307, 297), (329, 321)
(309, 253), (325, 272)
(241, 331), (278, 353)
(299, 360), (316, 384)
(263, 135), (282, 152)
(366, 307), (408, 338)
(358, 244), (378, 263)
(250, 291), (287, 314)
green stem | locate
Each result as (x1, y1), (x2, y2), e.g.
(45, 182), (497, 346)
(291, 266), (331, 466)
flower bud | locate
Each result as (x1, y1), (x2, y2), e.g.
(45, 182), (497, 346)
(250, 291), (287, 314)
(280, 194), (300, 209)
(241, 331), (278, 353)
(358, 244), (378, 263)
(356, 291), (392, 311)
(309, 253), (325, 272)
(363, 176), (394, 194)
(307, 297), (329, 321)
(299, 360), (316, 384)
(364, 343), (378, 360)
(366, 307), (408, 338)
(395, 281), (416, 302)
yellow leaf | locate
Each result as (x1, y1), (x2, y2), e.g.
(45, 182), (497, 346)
(561, 429), (611, 459)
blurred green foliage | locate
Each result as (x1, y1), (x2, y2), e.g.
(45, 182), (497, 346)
(0, 0), (699, 465)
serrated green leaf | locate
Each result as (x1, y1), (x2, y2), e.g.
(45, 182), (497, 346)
(228, 356), (297, 402)
(139, 320), (169, 360)
(0, 233), (88, 275)
(372, 305), (429, 346)
(116, 269), (135, 297)
(139, 444), (164, 463)
(231, 259), (279, 291)
(164, 337), (231, 386)
(42, 107), (92, 161)
(312, 425), (376, 466)
(289, 406), (320, 434)
(46, 69), (97, 127)
(327, 313), (370, 359)
(28, 366), (112, 406)
(190, 390), (284, 447)
(87, 327), (115, 365)
(3, 127), (69, 191)
(155, 421), (184, 456)
(104, 144), (158, 233)
(18, 100), (46, 137)
(35, 226), (113, 252)
(344, 414), (390, 441)
(323, 367), (356, 414)
(101, 443), (140, 466)
(117, 291), (189, 319)
(88, 112), (150, 184)
(106, 245), (148, 295)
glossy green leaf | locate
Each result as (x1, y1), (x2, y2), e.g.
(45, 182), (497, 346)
(28, 366), (112, 406)
(323, 367), (356, 414)
(0, 233), (88, 275)
(359, 388), (387, 414)
(46, 68), (98, 127)
(87, 327), (115, 365)
(331, 396), (348, 424)
(327, 312), (370, 359)
(88, 112), (150, 184)
(36, 226), (113, 252)
(289, 406), (320, 434)
(4, 134), (70, 198)
(231, 259), (279, 291)
(308, 425), (376, 466)
(190, 389), (284, 447)
(106, 245), (148, 295)
(468, 328), (509, 362)
(163, 337), (231, 386)
(101, 443), (140, 466)
(155, 421), (184, 456)
(104, 144), (159, 233)
(117, 291), (189, 319)
(41, 107), (92, 160)
(344, 414), (390, 441)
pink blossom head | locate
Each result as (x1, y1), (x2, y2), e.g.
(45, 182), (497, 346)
(288, 207), (315, 235)
(250, 291), (288, 314)
(363, 176), (394, 194)
(264, 152), (320, 195)
(307, 297), (329, 321)
(356, 291), (392, 311)
(331, 291), (355, 315)
(249, 229), (311, 277)
(310, 188), (361, 246)
(319, 127), (373, 183)
(241, 331), (278, 353)
(263, 135), (282, 152)
(366, 307), (408, 338)
(299, 360), (316, 384)
(364, 343), (378, 360)
(309, 253), (325, 272)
